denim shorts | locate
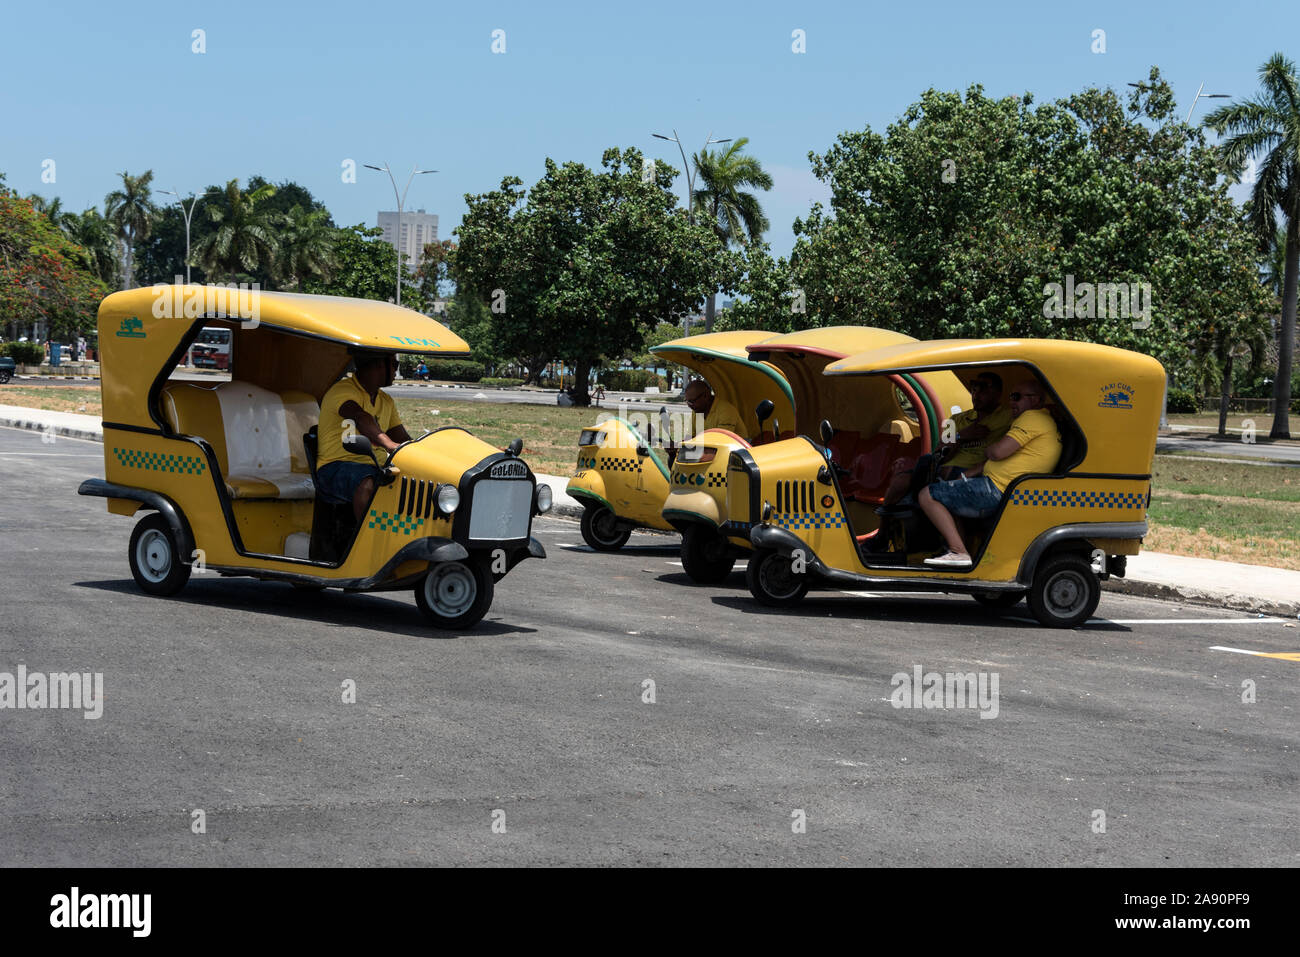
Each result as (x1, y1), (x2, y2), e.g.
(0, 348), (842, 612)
(927, 474), (1003, 518)
(316, 461), (381, 504)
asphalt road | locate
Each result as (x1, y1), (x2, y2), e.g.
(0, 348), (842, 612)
(1, 424), (1297, 866)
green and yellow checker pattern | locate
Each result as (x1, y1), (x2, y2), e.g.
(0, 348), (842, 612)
(113, 447), (207, 475)
(368, 509), (426, 536)
(776, 511), (846, 530)
(1009, 486), (1147, 511)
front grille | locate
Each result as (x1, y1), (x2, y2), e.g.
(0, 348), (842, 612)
(399, 477), (436, 519)
(467, 480), (532, 541)
(776, 479), (816, 514)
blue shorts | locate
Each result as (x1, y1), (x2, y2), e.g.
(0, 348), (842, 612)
(927, 474), (1003, 518)
(316, 461), (381, 505)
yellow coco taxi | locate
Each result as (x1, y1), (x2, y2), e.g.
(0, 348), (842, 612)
(78, 285), (549, 630)
(566, 330), (792, 579)
(732, 338), (1164, 628)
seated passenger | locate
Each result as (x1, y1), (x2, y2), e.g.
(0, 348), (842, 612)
(683, 379), (744, 437)
(882, 371), (1013, 505)
(317, 350), (412, 522)
(919, 378), (1061, 567)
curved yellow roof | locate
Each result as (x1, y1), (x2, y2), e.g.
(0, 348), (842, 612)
(825, 338), (1162, 378)
(747, 325), (918, 358)
(651, 329), (794, 434)
(99, 286), (469, 354)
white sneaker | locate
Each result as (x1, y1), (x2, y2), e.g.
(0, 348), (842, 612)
(924, 551), (972, 567)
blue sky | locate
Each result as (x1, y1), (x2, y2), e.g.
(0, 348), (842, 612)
(2, 0), (1295, 257)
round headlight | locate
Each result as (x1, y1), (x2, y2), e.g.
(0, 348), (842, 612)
(535, 483), (553, 514)
(436, 484), (460, 514)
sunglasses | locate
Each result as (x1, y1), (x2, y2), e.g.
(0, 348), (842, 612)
(1009, 392), (1039, 401)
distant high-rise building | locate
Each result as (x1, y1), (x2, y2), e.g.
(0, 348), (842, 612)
(378, 209), (438, 273)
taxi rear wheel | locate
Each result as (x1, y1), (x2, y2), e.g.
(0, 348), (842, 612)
(746, 549), (809, 607)
(581, 505), (631, 551)
(1028, 554), (1100, 628)
(680, 526), (736, 584)
(128, 513), (192, 597)
(416, 559), (493, 630)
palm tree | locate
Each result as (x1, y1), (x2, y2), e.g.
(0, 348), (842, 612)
(104, 171), (159, 289)
(276, 205), (337, 289)
(1263, 225), (1288, 299)
(64, 208), (122, 287)
(1206, 53), (1300, 439)
(691, 137), (773, 333)
(27, 194), (69, 227)
(196, 179), (279, 282)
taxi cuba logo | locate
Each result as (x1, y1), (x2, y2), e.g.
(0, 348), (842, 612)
(1098, 381), (1135, 410)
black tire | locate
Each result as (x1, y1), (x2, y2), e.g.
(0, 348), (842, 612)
(972, 591), (1024, 611)
(0, 370), (11, 384)
(415, 559), (494, 630)
(580, 505), (632, 551)
(1027, 553), (1100, 628)
(746, 548), (810, 607)
(127, 513), (192, 597)
(680, 525), (736, 584)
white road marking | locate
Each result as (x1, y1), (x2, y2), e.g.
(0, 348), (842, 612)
(1006, 616), (1281, 626)
(0, 452), (102, 456)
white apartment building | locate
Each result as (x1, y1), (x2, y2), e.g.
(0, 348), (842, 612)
(378, 209), (439, 273)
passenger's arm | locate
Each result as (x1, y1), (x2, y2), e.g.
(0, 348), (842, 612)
(389, 424), (412, 444)
(983, 434), (1023, 462)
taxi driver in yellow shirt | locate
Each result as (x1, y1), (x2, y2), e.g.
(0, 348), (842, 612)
(919, 377), (1062, 567)
(683, 379), (745, 438)
(316, 350), (412, 521)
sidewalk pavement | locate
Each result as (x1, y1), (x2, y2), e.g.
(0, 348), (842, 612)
(6, 403), (1297, 619)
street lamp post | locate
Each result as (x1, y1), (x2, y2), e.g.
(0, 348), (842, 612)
(159, 189), (205, 284)
(1184, 82), (1230, 124)
(364, 162), (437, 307)
(650, 129), (731, 227)
(651, 130), (731, 334)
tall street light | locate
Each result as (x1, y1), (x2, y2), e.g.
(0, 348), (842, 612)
(652, 130), (731, 333)
(159, 189), (206, 284)
(651, 130), (731, 226)
(1184, 82), (1231, 124)
(365, 162), (437, 307)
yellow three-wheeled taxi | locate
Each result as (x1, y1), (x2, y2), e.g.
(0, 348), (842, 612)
(79, 286), (550, 629)
(733, 339), (1163, 627)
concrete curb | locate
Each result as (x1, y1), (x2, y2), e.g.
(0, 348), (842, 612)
(0, 410), (104, 443)
(1101, 577), (1300, 619)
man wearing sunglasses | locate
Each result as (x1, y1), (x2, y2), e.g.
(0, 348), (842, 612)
(919, 377), (1061, 567)
(684, 379), (745, 437)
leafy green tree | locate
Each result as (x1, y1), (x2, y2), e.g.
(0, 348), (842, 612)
(1206, 53), (1300, 438)
(104, 170), (159, 289)
(195, 179), (279, 282)
(302, 224), (409, 302)
(0, 191), (108, 341)
(718, 243), (802, 333)
(276, 205), (337, 290)
(790, 72), (1271, 392)
(63, 208), (122, 287)
(454, 147), (730, 405)
(692, 138), (772, 333)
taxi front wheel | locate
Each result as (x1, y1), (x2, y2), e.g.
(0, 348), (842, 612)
(128, 513), (192, 597)
(746, 549), (809, 607)
(681, 526), (736, 584)
(580, 505), (631, 551)
(416, 560), (493, 630)
(1028, 554), (1100, 628)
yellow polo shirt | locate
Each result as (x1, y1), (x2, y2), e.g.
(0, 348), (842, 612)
(946, 405), (1014, 469)
(703, 398), (745, 437)
(983, 408), (1062, 492)
(318, 374), (401, 467)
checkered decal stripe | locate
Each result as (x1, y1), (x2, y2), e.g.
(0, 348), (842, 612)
(597, 456), (640, 473)
(1009, 488), (1146, 509)
(113, 447), (207, 475)
(367, 510), (426, 536)
(706, 472), (726, 488)
(776, 511), (845, 530)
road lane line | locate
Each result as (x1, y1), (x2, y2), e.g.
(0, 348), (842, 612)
(1210, 645), (1300, 661)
